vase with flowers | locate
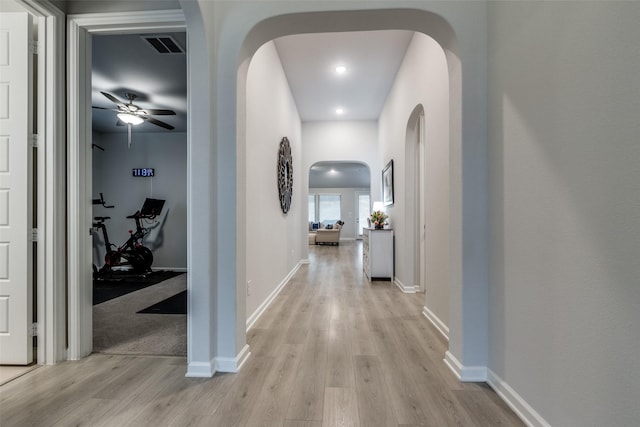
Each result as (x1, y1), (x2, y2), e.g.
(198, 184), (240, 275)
(370, 210), (389, 230)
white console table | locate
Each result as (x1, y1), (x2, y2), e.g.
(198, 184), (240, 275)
(363, 228), (394, 281)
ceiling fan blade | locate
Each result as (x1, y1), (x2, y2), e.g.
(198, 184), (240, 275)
(92, 106), (113, 110)
(144, 109), (176, 116)
(101, 91), (124, 106)
(144, 116), (175, 130)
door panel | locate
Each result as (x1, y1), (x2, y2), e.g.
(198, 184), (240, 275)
(0, 12), (33, 365)
(357, 193), (370, 238)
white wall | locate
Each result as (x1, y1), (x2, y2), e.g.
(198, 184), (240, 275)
(302, 121), (379, 197)
(378, 33), (450, 329)
(92, 132), (187, 271)
(487, 2), (640, 426)
(309, 187), (370, 239)
(245, 41), (302, 322)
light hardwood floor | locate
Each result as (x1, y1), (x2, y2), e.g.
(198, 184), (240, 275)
(0, 242), (523, 426)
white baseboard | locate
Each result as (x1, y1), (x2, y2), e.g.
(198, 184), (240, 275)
(487, 369), (551, 427)
(216, 344), (251, 373)
(443, 351), (487, 382)
(186, 359), (216, 378)
(394, 278), (418, 293)
(246, 261), (303, 331)
(422, 305), (449, 341)
(443, 353), (548, 427)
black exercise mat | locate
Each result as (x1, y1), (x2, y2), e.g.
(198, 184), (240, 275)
(93, 271), (183, 305)
(137, 290), (187, 314)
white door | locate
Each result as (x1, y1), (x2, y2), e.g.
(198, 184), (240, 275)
(0, 12), (34, 365)
(356, 193), (370, 238)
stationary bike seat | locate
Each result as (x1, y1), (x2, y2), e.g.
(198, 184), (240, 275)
(94, 216), (111, 221)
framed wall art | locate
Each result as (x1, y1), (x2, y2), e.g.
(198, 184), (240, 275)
(277, 137), (293, 214)
(382, 159), (394, 206)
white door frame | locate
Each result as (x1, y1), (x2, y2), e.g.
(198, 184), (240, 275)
(14, 0), (66, 365)
(417, 113), (426, 293)
(66, 10), (186, 360)
(355, 191), (370, 239)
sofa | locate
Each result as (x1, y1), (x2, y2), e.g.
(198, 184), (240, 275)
(314, 221), (343, 245)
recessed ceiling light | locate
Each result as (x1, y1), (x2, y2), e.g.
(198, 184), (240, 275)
(335, 108), (344, 115)
(335, 65), (347, 74)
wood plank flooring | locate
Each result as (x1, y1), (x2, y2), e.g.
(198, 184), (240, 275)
(0, 242), (523, 426)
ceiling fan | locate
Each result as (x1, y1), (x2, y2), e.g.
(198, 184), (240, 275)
(93, 91), (176, 148)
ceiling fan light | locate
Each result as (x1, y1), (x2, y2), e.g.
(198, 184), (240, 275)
(117, 113), (144, 125)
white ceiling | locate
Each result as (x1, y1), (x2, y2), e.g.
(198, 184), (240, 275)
(273, 30), (414, 122)
(91, 29), (414, 187)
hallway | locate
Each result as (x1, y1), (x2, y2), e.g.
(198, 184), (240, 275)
(0, 242), (522, 426)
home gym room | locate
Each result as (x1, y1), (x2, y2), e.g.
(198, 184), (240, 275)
(90, 32), (188, 356)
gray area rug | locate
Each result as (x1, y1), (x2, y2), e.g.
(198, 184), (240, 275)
(93, 273), (187, 356)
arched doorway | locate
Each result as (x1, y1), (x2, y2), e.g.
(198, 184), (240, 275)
(232, 9), (476, 379)
(181, 5), (488, 379)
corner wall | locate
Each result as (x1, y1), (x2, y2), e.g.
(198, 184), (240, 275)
(378, 33), (450, 331)
(487, 2), (640, 425)
(245, 41), (303, 322)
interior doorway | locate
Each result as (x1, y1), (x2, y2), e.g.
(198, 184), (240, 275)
(67, 11), (187, 360)
(1, 0), (67, 369)
(89, 32), (188, 356)
(308, 161), (371, 243)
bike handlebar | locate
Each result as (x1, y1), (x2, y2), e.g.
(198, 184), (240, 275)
(92, 193), (114, 209)
(126, 210), (157, 220)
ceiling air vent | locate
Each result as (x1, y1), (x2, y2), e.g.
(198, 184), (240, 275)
(142, 35), (184, 54)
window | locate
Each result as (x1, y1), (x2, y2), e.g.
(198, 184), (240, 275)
(308, 193), (341, 224)
(319, 194), (341, 224)
(308, 195), (316, 223)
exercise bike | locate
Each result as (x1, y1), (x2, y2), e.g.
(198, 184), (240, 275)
(92, 194), (165, 278)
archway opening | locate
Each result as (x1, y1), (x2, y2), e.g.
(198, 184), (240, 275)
(236, 8), (464, 375)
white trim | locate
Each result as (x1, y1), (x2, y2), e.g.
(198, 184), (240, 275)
(300, 259), (310, 264)
(487, 369), (551, 427)
(66, 10), (185, 34)
(422, 305), (449, 341)
(443, 351), (487, 382)
(186, 360), (216, 378)
(66, 9), (186, 361)
(36, 12), (47, 366)
(394, 278), (418, 294)
(67, 14), (93, 361)
(216, 344), (251, 373)
(246, 261), (303, 331)
(16, 0), (67, 365)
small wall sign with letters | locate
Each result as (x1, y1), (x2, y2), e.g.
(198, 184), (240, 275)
(132, 168), (155, 177)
